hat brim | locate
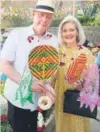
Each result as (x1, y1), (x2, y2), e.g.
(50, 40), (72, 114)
(34, 9), (54, 14)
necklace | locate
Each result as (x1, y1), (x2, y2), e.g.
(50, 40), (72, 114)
(60, 45), (84, 66)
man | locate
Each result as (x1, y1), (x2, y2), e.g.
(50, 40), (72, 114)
(0, 0), (58, 132)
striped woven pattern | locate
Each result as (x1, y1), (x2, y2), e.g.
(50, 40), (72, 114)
(66, 54), (87, 83)
(28, 45), (59, 80)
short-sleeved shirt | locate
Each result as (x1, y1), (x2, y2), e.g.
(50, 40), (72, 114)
(0, 25), (58, 110)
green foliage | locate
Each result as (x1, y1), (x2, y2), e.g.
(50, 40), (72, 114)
(77, 2), (100, 26)
(9, 16), (32, 27)
(1, 121), (13, 132)
(1, 7), (33, 28)
(2, 15), (32, 27)
(51, 19), (60, 27)
(77, 15), (100, 26)
(0, 82), (5, 96)
(51, 18), (64, 27)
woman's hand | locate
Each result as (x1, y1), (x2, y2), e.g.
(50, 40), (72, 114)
(74, 80), (83, 91)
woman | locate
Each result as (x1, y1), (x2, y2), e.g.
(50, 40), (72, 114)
(53, 15), (96, 132)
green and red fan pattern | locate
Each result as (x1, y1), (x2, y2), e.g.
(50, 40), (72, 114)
(28, 45), (59, 81)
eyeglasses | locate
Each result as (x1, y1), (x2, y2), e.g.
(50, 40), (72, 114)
(35, 11), (53, 20)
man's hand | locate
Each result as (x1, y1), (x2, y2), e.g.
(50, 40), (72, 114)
(46, 90), (56, 104)
(44, 83), (56, 96)
(31, 81), (56, 104)
(44, 83), (56, 104)
(31, 81), (46, 94)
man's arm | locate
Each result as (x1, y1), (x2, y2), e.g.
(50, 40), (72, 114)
(0, 59), (47, 94)
(0, 59), (21, 84)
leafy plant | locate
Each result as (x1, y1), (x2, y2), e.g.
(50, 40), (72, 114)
(1, 121), (13, 132)
(51, 18), (63, 27)
(1, 7), (33, 28)
(0, 81), (5, 95)
(77, 2), (100, 26)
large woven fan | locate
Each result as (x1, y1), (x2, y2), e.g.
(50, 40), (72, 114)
(28, 45), (59, 82)
(66, 53), (87, 83)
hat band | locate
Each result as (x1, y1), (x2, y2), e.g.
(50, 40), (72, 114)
(36, 5), (54, 12)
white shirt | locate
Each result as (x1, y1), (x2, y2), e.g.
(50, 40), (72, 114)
(0, 25), (58, 111)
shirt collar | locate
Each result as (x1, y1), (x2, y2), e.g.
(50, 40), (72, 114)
(28, 25), (48, 38)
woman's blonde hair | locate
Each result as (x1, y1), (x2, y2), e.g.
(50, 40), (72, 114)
(58, 15), (86, 45)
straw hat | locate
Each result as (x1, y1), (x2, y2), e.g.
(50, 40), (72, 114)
(34, 0), (56, 13)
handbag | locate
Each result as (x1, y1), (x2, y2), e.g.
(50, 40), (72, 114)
(63, 89), (100, 121)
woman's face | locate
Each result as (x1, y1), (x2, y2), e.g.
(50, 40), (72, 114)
(61, 22), (78, 45)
